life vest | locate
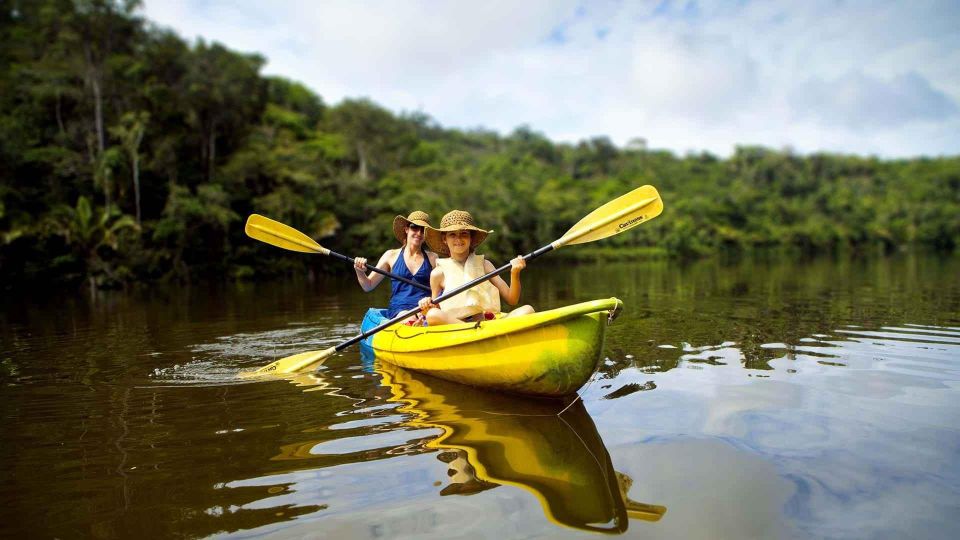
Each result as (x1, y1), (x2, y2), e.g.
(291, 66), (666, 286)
(437, 254), (500, 320)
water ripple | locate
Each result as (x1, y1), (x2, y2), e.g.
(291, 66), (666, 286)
(148, 323), (362, 386)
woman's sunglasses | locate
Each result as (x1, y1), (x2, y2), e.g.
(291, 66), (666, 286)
(407, 225), (425, 233)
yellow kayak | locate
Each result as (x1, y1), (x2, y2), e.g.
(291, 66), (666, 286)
(360, 298), (623, 397)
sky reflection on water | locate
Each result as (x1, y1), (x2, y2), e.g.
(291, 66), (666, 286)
(587, 321), (960, 539)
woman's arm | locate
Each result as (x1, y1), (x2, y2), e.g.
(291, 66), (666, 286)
(486, 256), (525, 305)
(354, 250), (393, 292)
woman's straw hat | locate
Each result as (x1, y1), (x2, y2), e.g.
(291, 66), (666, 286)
(393, 211), (432, 244)
(426, 210), (493, 256)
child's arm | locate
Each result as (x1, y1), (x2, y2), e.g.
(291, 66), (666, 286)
(418, 267), (445, 312)
(486, 256), (525, 305)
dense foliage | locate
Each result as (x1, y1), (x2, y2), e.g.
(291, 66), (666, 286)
(2, 1), (958, 293)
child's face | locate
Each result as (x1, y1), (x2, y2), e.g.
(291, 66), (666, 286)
(444, 230), (472, 256)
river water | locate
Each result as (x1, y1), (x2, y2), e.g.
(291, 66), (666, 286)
(1, 255), (959, 539)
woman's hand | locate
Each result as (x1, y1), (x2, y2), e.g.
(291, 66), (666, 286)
(510, 255), (526, 274)
(354, 257), (366, 271)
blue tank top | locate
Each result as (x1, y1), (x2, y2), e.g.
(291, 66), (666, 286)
(386, 248), (432, 317)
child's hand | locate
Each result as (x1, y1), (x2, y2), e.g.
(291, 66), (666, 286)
(418, 297), (437, 313)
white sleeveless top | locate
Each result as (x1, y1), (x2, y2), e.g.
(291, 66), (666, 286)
(437, 254), (501, 319)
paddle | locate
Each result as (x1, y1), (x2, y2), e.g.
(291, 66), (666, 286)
(244, 214), (430, 292)
(243, 185), (664, 376)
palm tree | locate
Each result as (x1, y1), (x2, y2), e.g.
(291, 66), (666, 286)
(47, 196), (139, 295)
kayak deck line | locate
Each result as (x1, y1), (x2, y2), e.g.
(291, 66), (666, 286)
(377, 298), (623, 348)
(390, 320), (505, 339)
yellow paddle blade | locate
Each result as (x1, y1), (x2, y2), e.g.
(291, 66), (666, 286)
(245, 214), (329, 255)
(554, 185), (663, 247)
(238, 346), (337, 377)
(625, 502), (667, 522)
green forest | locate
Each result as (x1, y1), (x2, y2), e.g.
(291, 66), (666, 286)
(2, 0), (959, 294)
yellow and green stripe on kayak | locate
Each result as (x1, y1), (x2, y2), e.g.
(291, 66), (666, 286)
(360, 298), (623, 397)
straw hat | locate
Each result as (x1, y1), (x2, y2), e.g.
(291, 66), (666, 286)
(425, 210), (493, 256)
(393, 211), (432, 244)
(437, 450), (497, 496)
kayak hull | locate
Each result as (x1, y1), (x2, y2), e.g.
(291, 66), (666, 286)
(360, 298), (623, 397)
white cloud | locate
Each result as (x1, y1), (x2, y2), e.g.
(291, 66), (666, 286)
(791, 71), (958, 129)
(143, 0), (960, 157)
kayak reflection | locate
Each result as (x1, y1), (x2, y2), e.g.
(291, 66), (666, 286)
(376, 360), (666, 534)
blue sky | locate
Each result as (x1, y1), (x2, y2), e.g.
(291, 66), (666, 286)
(143, 0), (960, 157)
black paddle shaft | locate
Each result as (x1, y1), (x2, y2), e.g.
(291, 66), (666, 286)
(326, 249), (431, 292)
(333, 244), (557, 353)
(431, 244), (555, 305)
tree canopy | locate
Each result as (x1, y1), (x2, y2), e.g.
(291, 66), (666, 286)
(2, 0), (958, 292)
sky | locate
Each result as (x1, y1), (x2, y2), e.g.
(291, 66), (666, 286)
(142, 0), (960, 158)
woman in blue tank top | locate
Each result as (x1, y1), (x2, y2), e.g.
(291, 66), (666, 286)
(353, 211), (438, 317)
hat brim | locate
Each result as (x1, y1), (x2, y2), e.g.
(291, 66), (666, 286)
(393, 215), (432, 244)
(425, 225), (492, 256)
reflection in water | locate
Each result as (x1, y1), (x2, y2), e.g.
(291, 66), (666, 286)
(2, 255), (958, 538)
(228, 361), (665, 536)
(436, 449), (498, 496)
(375, 361), (666, 533)
(590, 321), (960, 539)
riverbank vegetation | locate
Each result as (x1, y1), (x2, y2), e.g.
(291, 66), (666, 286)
(2, 1), (958, 293)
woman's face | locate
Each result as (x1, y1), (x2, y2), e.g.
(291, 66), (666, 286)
(443, 230), (472, 256)
(405, 224), (424, 247)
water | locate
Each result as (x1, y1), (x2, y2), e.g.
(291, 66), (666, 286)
(1, 255), (958, 539)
